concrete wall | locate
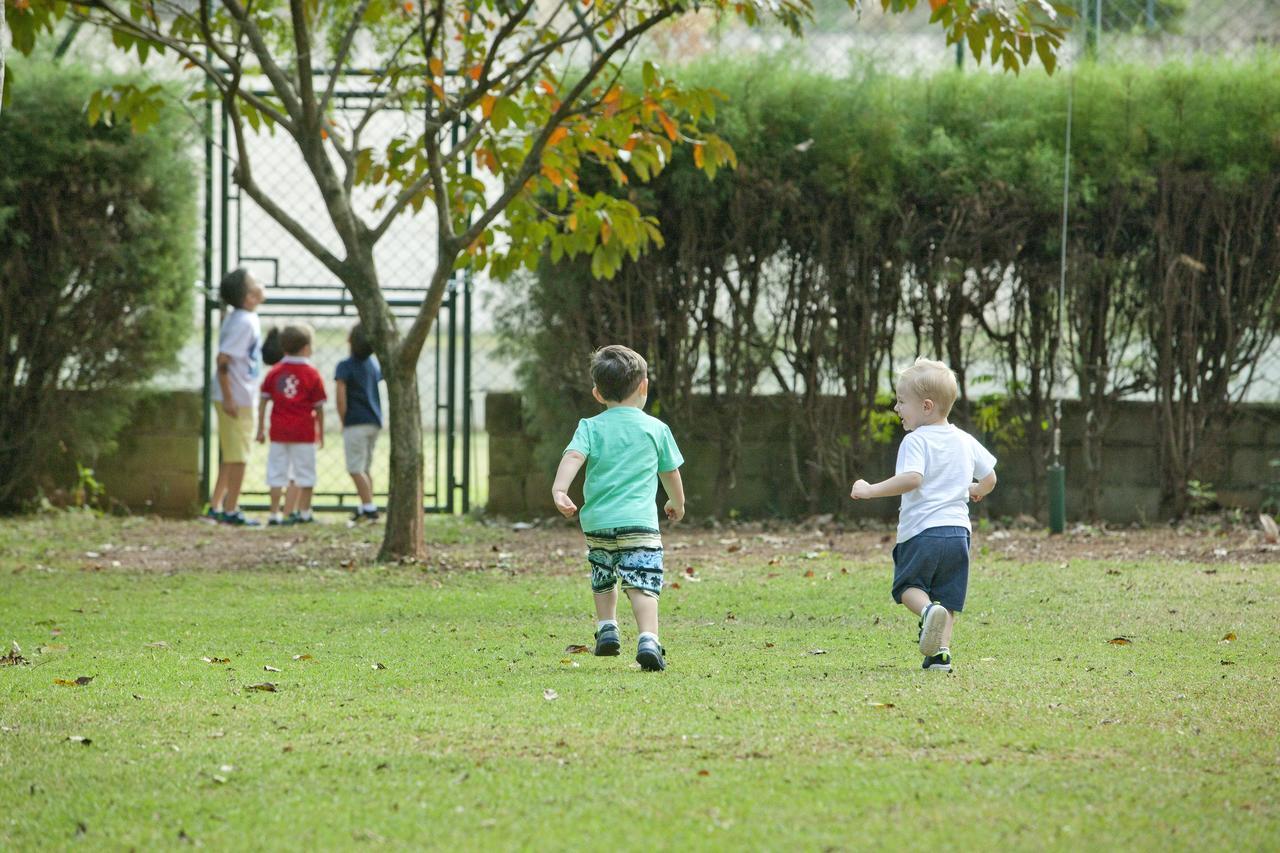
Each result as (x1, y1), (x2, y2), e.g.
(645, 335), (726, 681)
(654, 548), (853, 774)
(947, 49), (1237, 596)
(485, 392), (1280, 524)
(92, 391), (203, 516)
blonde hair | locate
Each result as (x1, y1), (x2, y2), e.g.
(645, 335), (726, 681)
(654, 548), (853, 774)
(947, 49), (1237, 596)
(897, 357), (959, 418)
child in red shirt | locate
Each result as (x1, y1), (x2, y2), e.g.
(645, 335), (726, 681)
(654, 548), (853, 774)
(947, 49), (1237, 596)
(256, 324), (327, 525)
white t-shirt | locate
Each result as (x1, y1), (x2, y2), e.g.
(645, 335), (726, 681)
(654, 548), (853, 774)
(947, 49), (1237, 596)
(211, 308), (262, 408)
(895, 423), (997, 543)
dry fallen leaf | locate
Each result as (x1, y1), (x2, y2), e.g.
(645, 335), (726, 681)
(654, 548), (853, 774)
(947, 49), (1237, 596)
(564, 644), (590, 655)
(804, 570), (815, 578)
(264, 665), (281, 672)
(54, 676), (94, 686)
(764, 642), (775, 648)
(808, 649), (828, 656)
(67, 735), (92, 745)
(1259, 513), (1279, 544)
(292, 654), (313, 661)
(245, 682), (278, 692)
(543, 688), (558, 701)
(1, 642), (27, 667)
(1220, 660), (1236, 666)
(144, 641), (168, 649)
(371, 662), (386, 670)
(726, 543), (742, 553)
(1107, 637), (1132, 646)
(1221, 632), (1237, 643)
(697, 769), (710, 777)
(867, 702), (895, 709)
(201, 657), (230, 664)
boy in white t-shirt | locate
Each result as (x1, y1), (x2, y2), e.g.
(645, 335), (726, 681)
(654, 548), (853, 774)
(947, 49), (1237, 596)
(851, 358), (997, 672)
(208, 269), (266, 527)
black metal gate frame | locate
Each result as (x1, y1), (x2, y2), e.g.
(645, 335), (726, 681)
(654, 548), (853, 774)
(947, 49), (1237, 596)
(199, 73), (472, 515)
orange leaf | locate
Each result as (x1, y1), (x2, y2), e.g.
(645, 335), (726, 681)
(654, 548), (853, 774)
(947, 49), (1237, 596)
(929, 0), (947, 11)
(542, 166), (564, 187)
(693, 143), (704, 168)
(480, 95), (496, 118)
(428, 57), (444, 78)
(320, 128), (329, 140)
(547, 127), (569, 147)
(600, 221), (612, 245)
(656, 110), (677, 142)
(1107, 637), (1132, 646)
(468, 64), (484, 81)
(539, 79), (556, 96)
(430, 81), (446, 102)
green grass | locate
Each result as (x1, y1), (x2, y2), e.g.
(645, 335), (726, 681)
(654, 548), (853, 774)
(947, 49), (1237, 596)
(1, 515), (1277, 850)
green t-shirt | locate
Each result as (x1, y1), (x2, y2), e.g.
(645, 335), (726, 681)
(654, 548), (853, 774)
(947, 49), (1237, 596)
(564, 406), (684, 533)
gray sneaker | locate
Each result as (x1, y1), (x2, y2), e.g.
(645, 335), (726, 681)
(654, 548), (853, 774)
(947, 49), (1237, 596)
(636, 636), (666, 672)
(919, 602), (947, 657)
(593, 624), (620, 656)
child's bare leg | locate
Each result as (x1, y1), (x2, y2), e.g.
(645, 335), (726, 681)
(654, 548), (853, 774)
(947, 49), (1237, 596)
(210, 466), (228, 510)
(594, 584), (618, 623)
(299, 487), (314, 513)
(626, 588), (659, 636)
(900, 586), (931, 616)
(283, 483), (300, 516)
(223, 463), (246, 510)
(269, 487), (284, 515)
(351, 472), (374, 506)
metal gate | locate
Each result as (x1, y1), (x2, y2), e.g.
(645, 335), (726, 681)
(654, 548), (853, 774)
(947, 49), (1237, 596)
(199, 87), (472, 515)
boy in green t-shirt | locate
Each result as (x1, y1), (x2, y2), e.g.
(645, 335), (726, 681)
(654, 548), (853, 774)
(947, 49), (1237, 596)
(552, 345), (686, 671)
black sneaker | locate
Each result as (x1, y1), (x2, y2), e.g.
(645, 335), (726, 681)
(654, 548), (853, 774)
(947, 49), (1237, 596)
(593, 624), (621, 656)
(220, 510), (260, 527)
(350, 508), (380, 523)
(289, 512), (315, 525)
(202, 506), (223, 523)
(268, 516), (292, 527)
(636, 636), (666, 671)
(922, 650), (953, 672)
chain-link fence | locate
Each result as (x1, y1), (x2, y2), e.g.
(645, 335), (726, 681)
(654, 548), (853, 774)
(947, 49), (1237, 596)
(202, 81), (498, 515)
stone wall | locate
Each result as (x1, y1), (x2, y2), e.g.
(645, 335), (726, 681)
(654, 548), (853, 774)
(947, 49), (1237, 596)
(485, 392), (1280, 523)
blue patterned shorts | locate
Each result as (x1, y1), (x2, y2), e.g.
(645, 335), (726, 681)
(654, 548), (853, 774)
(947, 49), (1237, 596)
(584, 527), (664, 598)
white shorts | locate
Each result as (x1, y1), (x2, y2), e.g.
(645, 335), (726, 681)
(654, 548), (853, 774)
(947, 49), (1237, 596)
(343, 424), (380, 474)
(267, 442), (317, 489)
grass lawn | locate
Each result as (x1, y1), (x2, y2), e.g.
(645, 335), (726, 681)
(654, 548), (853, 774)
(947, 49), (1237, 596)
(1, 513), (1277, 850)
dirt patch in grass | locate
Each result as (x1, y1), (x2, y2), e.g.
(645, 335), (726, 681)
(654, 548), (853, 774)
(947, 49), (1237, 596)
(5, 513), (1278, 576)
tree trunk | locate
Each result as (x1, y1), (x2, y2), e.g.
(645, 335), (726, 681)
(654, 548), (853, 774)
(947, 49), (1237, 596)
(379, 360), (426, 561)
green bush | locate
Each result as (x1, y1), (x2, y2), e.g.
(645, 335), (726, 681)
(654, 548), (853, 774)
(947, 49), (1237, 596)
(501, 55), (1280, 519)
(0, 62), (197, 510)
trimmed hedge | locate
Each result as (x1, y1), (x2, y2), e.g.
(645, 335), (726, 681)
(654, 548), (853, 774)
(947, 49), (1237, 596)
(501, 56), (1280, 519)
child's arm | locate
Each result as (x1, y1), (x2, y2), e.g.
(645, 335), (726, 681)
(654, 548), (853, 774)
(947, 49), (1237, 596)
(969, 471), (997, 502)
(217, 354), (237, 415)
(335, 379), (348, 424)
(552, 451), (585, 518)
(256, 397), (268, 443)
(850, 472), (923, 500)
(314, 405), (325, 449)
(658, 468), (685, 522)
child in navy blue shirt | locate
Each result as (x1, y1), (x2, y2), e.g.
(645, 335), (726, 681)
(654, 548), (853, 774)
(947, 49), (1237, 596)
(335, 323), (383, 522)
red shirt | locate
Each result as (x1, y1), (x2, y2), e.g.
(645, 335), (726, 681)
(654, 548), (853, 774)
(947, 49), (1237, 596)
(260, 358), (327, 443)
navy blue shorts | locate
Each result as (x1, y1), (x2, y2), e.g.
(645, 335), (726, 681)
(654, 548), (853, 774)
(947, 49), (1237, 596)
(891, 526), (971, 612)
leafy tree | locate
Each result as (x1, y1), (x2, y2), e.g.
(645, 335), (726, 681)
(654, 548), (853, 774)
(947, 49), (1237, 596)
(5, 0), (1072, 558)
(0, 62), (196, 509)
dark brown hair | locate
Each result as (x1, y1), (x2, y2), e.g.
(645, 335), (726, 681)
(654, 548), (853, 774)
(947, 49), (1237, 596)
(219, 268), (252, 309)
(590, 345), (647, 402)
(349, 322), (374, 360)
(280, 324), (313, 356)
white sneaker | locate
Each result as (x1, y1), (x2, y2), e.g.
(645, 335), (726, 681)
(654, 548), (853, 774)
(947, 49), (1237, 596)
(919, 603), (948, 657)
